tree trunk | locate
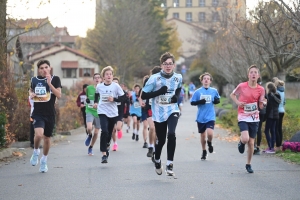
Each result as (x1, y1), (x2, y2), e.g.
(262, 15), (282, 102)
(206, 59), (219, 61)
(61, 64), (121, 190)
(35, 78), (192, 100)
(276, 71), (286, 81)
(0, 0), (7, 73)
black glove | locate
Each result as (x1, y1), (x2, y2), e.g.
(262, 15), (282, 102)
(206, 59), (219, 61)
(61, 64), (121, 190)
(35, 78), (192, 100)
(86, 98), (90, 104)
(157, 86), (168, 95)
(170, 95), (178, 103)
(191, 98), (206, 106)
(213, 97), (220, 104)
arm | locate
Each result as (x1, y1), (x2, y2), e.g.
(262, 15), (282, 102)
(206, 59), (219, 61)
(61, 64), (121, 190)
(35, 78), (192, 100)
(47, 76), (61, 99)
(76, 94), (81, 107)
(170, 87), (182, 103)
(141, 86), (168, 99)
(190, 99), (206, 106)
(114, 94), (126, 102)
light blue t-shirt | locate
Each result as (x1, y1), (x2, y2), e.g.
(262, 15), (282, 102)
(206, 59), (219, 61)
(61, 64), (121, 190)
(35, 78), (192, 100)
(143, 72), (182, 122)
(189, 83), (196, 93)
(129, 92), (142, 117)
(190, 87), (220, 123)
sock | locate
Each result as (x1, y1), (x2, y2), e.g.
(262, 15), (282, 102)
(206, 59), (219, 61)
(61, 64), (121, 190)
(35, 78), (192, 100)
(155, 159), (160, 163)
(41, 155), (47, 162)
(149, 144), (154, 148)
(166, 160), (173, 165)
(34, 149), (40, 155)
(134, 129), (137, 134)
(89, 146), (93, 149)
(136, 130), (139, 135)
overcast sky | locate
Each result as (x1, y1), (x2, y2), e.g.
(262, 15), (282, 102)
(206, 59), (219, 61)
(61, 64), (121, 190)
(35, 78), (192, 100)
(7, 0), (268, 37)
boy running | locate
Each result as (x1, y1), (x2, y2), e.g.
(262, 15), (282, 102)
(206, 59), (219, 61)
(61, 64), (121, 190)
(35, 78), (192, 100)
(130, 84), (142, 141)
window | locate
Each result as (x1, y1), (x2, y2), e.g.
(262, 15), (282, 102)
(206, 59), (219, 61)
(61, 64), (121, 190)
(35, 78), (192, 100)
(161, 0), (166, 7)
(173, 0), (179, 7)
(173, 13), (179, 19)
(186, 0), (192, 7)
(83, 68), (91, 77)
(212, 12), (220, 22)
(199, 0), (205, 7)
(212, 0), (219, 7)
(186, 12), (192, 22)
(198, 12), (205, 22)
(63, 69), (77, 78)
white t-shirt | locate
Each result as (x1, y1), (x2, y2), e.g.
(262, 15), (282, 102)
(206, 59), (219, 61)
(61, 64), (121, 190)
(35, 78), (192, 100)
(96, 82), (124, 117)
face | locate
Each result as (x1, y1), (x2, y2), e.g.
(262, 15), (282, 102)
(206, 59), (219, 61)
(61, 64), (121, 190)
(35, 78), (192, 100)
(93, 75), (102, 84)
(248, 67), (260, 82)
(134, 86), (140, 94)
(38, 63), (51, 77)
(201, 75), (211, 87)
(161, 58), (175, 74)
(113, 79), (119, 85)
(104, 70), (113, 83)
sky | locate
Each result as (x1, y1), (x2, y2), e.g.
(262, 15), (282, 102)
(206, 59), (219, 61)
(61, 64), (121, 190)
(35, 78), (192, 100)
(6, 0), (267, 38)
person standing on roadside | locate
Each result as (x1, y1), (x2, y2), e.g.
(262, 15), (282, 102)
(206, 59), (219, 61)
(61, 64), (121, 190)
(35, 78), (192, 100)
(29, 59), (62, 173)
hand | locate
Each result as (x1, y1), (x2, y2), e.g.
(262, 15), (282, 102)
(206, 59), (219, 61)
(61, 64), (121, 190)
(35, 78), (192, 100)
(170, 95), (178, 103)
(199, 98), (206, 104)
(140, 101), (146, 107)
(213, 97), (220, 104)
(237, 101), (245, 108)
(108, 96), (114, 102)
(86, 98), (90, 104)
(158, 86), (168, 95)
(93, 103), (98, 109)
(45, 73), (52, 85)
(80, 104), (85, 108)
(30, 93), (36, 99)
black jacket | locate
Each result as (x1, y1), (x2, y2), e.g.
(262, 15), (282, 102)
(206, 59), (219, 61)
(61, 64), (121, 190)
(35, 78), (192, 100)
(266, 92), (281, 119)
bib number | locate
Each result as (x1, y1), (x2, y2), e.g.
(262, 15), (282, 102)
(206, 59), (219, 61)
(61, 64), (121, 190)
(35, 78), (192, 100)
(200, 95), (212, 103)
(101, 94), (110, 103)
(35, 86), (47, 97)
(158, 94), (172, 105)
(134, 102), (140, 108)
(87, 100), (95, 108)
(244, 102), (258, 113)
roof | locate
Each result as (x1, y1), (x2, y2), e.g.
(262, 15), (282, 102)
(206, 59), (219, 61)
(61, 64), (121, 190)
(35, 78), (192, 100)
(7, 18), (50, 29)
(55, 26), (70, 36)
(166, 18), (213, 33)
(28, 44), (98, 63)
(19, 35), (77, 44)
(61, 61), (78, 68)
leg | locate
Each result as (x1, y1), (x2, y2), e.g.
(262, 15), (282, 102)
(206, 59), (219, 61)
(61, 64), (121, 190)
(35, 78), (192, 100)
(247, 138), (255, 164)
(30, 121), (34, 147)
(154, 121), (168, 161)
(90, 117), (101, 147)
(143, 120), (148, 143)
(200, 132), (206, 150)
(264, 119), (272, 149)
(99, 114), (109, 155)
(166, 113), (179, 162)
(42, 135), (51, 156)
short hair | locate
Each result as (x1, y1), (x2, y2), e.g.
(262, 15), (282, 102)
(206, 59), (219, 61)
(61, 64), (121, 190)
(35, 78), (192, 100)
(37, 60), (50, 68)
(247, 65), (260, 74)
(83, 84), (88, 89)
(199, 72), (213, 81)
(101, 66), (114, 78)
(151, 66), (161, 75)
(113, 77), (120, 82)
(133, 84), (141, 89)
(272, 77), (285, 87)
(266, 82), (276, 93)
(160, 52), (175, 64)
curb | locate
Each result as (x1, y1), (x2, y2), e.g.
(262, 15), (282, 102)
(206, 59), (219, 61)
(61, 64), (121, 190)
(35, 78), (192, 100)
(0, 148), (17, 160)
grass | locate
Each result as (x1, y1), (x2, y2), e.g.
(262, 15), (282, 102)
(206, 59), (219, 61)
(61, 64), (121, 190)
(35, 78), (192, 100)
(285, 99), (300, 116)
(276, 150), (300, 164)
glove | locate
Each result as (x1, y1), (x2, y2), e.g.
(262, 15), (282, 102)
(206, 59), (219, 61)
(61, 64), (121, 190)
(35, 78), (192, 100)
(213, 97), (220, 104)
(170, 95), (178, 103)
(199, 99), (206, 104)
(86, 98), (90, 104)
(157, 86), (168, 95)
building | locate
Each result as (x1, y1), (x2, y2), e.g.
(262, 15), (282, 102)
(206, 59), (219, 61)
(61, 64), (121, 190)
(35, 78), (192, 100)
(162, 0), (246, 31)
(28, 43), (99, 88)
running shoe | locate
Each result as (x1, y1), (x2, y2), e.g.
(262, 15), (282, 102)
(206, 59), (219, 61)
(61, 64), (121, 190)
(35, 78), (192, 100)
(101, 155), (108, 163)
(117, 130), (123, 139)
(112, 143), (118, 151)
(201, 150), (207, 160)
(207, 141), (213, 153)
(151, 152), (155, 163)
(85, 134), (92, 146)
(136, 135), (139, 141)
(245, 164), (254, 173)
(166, 163), (174, 176)
(106, 144), (110, 157)
(238, 140), (245, 154)
(143, 142), (148, 148)
(39, 160), (48, 173)
(253, 147), (261, 155)
(265, 149), (275, 154)
(30, 151), (39, 166)
(132, 133), (135, 140)
(154, 160), (163, 175)
(147, 147), (153, 157)
(88, 147), (93, 155)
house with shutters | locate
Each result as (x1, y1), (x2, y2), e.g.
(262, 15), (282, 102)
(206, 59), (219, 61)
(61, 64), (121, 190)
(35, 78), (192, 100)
(27, 43), (99, 88)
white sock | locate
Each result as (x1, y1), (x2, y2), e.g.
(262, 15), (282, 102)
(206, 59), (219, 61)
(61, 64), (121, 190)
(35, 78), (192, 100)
(134, 129), (137, 134)
(34, 149), (40, 155)
(136, 130), (139, 135)
(155, 159), (160, 163)
(166, 160), (172, 165)
(41, 155), (47, 162)
(149, 144), (154, 148)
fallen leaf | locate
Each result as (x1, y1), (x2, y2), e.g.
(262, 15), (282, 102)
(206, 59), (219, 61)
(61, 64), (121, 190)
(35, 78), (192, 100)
(18, 184), (22, 186)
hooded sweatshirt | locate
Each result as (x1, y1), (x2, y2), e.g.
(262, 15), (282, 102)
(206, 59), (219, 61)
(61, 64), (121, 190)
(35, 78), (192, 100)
(277, 86), (285, 113)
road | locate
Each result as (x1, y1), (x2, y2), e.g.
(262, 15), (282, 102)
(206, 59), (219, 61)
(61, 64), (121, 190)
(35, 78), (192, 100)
(0, 103), (300, 200)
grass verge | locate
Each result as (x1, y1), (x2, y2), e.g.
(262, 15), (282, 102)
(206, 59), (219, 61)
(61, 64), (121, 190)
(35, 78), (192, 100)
(276, 150), (300, 164)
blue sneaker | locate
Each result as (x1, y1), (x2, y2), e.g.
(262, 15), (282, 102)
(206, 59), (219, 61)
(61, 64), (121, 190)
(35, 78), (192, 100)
(85, 134), (92, 146)
(88, 147), (93, 156)
(30, 151), (39, 166)
(39, 160), (48, 173)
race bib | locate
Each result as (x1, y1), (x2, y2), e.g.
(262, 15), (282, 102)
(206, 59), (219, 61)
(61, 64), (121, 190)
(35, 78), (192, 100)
(80, 95), (87, 105)
(116, 102), (121, 105)
(158, 94), (172, 105)
(149, 99), (152, 106)
(134, 101), (141, 108)
(101, 93), (110, 103)
(35, 86), (47, 97)
(244, 102), (258, 114)
(200, 95), (212, 103)
(87, 100), (94, 108)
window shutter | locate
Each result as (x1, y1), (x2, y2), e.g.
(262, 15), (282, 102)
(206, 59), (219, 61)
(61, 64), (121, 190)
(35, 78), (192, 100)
(91, 68), (94, 76)
(79, 68), (83, 77)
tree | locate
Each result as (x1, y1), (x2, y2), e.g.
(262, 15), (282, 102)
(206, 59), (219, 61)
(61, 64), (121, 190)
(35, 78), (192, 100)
(83, 0), (181, 84)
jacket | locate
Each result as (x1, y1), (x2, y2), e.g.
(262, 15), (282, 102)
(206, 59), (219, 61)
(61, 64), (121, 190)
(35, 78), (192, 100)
(277, 86), (285, 113)
(266, 92), (281, 119)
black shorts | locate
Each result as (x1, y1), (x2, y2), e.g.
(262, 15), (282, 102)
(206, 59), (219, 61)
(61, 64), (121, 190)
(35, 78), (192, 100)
(131, 114), (141, 121)
(32, 115), (55, 137)
(116, 113), (123, 122)
(197, 121), (215, 133)
(238, 121), (259, 139)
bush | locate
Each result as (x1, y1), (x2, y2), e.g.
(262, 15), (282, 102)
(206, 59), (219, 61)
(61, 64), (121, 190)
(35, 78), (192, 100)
(0, 112), (6, 148)
(218, 109), (240, 134)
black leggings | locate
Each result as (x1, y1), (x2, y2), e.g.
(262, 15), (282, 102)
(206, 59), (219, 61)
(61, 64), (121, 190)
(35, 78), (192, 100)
(99, 114), (116, 152)
(265, 118), (277, 149)
(154, 113), (179, 161)
(276, 113), (284, 147)
(81, 107), (87, 128)
(256, 113), (265, 147)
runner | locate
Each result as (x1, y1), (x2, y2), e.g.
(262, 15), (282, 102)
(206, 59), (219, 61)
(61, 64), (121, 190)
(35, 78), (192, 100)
(190, 72), (220, 160)
(111, 77), (125, 151)
(122, 84), (131, 133)
(84, 74), (102, 155)
(188, 82), (196, 99)
(139, 76), (150, 149)
(76, 84), (88, 134)
(29, 59), (62, 173)
(95, 66), (125, 163)
(130, 84), (142, 141)
(141, 52), (182, 176)
(230, 65), (266, 173)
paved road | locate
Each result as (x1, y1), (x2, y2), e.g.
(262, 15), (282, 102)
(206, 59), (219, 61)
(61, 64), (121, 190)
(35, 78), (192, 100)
(1, 103), (300, 200)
